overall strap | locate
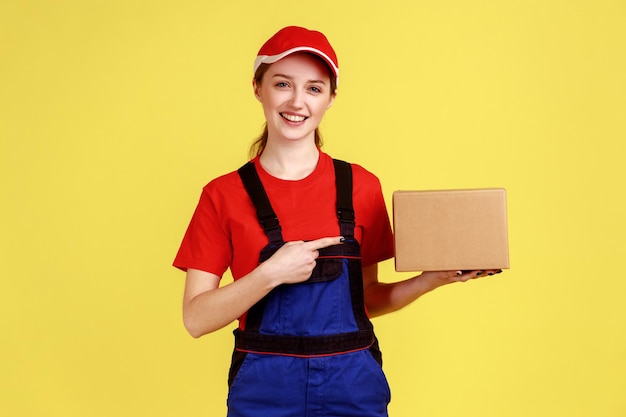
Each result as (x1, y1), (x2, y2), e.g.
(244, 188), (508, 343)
(237, 159), (356, 242)
(237, 161), (283, 244)
(333, 159), (355, 237)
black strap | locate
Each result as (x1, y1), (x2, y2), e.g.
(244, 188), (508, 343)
(237, 162), (283, 243)
(237, 159), (356, 241)
(234, 328), (375, 356)
(333, 159), (355, 237)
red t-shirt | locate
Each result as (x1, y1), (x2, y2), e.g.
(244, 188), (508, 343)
(173, 151), (394, 281)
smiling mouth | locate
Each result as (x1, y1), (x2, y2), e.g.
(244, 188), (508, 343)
(281, 113), (308, 123)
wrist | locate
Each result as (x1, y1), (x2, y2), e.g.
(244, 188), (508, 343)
(417, 271), (454, 291)
(254, 261), (282, 290)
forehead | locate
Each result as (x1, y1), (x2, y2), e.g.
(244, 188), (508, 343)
(265, 52), (332, 80)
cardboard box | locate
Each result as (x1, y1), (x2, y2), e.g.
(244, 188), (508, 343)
(393, 188), (510, 272)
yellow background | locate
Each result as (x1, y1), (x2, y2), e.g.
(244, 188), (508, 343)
(2, 1), (625, 416)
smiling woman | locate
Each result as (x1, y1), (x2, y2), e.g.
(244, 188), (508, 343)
(172, 25), (497, 417)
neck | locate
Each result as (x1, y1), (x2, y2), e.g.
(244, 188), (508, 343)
(259, 142), (320, 180)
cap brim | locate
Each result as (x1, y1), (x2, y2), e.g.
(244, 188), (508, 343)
(253, 46), (339, 79)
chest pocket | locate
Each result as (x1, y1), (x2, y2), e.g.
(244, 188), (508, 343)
(258, 243), (347, 284)
(309, 256), (344, 283)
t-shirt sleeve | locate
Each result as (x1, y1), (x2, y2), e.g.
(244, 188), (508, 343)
(173, 185), (233, 276)
(353, 166), (394, 266)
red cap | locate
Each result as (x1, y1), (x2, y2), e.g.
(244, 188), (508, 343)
(254, 26), (339, 80)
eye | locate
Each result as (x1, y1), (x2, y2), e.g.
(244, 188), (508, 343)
(308, 85), (323, 93)
(275, 81), (289, 88)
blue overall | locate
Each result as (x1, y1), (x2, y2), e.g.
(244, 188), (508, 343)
(227, 160), (390, 417)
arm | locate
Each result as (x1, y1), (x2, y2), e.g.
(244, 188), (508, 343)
(182, 236), (344, 338)
(363, 264), (502, 318)
(183, 267), (274, 338)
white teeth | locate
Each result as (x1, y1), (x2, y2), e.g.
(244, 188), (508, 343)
(281, 113), (306, 122)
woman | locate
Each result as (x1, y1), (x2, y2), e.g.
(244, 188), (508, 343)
(174, 26), (499, 417)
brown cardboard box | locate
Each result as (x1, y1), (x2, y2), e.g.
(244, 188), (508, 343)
(393, 188), (509, 272)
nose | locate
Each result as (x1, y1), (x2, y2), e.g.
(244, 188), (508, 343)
(288, 88), (305, 109)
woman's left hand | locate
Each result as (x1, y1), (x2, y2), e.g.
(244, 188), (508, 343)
(421, 269), (503, 287)
(363, 266), (503, 317)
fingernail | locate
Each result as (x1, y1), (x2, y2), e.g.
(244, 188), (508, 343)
(339, 237), (345, 243)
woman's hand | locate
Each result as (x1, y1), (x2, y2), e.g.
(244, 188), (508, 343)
(363, 266), (503, 317)
(259, 236), (344, 285)
(419, 269), (503, 287)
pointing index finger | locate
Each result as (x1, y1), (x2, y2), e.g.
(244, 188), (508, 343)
(306, 236), (345, 250)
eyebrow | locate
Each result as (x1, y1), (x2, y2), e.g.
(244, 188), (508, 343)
(272, 73), (327, 85)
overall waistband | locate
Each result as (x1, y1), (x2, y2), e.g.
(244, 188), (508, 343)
(234, 328), (375, 357)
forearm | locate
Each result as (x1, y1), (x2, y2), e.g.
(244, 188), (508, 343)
(183, 265), (277, 338)
(364, 273), (446, 318)
(183, 237), (344, 338)
(363, 269), (497, 318)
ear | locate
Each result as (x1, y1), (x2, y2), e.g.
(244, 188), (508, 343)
(326, 92), (336, 109)
(252, 80), (262, 102)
